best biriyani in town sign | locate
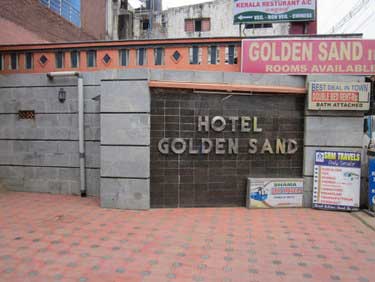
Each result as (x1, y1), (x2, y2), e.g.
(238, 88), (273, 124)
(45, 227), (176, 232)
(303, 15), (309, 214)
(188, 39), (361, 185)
(308, 82), (371, 111)
(242, 39), (375, 74)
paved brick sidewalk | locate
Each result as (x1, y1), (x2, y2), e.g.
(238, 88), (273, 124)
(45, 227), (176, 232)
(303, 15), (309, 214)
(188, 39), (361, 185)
(0, 192), (374, 282)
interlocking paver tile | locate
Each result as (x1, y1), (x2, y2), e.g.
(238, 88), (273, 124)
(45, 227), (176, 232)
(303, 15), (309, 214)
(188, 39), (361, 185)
(0, 192), (374, 282)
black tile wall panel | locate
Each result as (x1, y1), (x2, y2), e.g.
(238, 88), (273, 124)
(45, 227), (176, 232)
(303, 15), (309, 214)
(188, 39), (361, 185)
(150, 89), (304, 208)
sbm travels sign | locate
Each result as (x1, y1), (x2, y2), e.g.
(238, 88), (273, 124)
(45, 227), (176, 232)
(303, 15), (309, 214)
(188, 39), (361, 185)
(242, 39), (375, 74)
(233, 0), (316, 24)
(308, 82), (370, 111)
(158, 116), (298, 155)
(313, 151), (361, 211)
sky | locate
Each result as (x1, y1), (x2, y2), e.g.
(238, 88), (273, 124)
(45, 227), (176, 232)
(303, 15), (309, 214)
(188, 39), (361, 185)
(160, 0), (374, 38)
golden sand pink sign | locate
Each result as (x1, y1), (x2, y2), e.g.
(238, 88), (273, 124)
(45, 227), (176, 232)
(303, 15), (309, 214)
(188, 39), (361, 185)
(242, 39), (375, 74)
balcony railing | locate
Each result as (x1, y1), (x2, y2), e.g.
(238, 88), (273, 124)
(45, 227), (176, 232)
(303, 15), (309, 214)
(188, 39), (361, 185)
(40, 0), (81, 26)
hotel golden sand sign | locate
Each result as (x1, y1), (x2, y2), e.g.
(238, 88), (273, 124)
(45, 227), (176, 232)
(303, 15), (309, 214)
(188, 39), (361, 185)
(158, 116), (298, 155)
(308, 82), (370, 111)
(242, 39), (375, 74)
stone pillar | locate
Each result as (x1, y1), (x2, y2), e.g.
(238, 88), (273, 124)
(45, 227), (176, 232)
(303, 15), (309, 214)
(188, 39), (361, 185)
(100, 79), (150, 210)
(303, 75), (366, 207)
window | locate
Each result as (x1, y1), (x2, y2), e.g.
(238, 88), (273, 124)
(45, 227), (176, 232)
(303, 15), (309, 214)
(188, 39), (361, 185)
(189, 47), (202, 65)
(119, 49), (129, 66)
(245, 23), (273, 29)
(86, 50), (96, 67)
(195, 19), (202, 32)
(185, 18), (210, 32)
(39, 0), (81, 26)
(25, 53), (33, 69)
(161, 15), (167, 29)
(10, 53), (18, 70)
(55, 51), (64, 68)
(137, 48), (147, 66)
(225, 45), (238, 65)
(154, 48), (164, 65)
(142, 19), (149, 30)
(120, 0), (128, 9)
(70, 51), (80, 68)
(208, 46), (219, 65)
(185, 19), (194, 32)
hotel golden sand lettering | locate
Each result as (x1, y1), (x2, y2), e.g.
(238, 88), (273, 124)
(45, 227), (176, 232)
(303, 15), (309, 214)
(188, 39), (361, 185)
(158, 116), (298, 155)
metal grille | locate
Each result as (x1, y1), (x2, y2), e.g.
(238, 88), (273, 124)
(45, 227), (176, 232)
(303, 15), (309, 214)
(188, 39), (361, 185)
(18, 111), (35, 120)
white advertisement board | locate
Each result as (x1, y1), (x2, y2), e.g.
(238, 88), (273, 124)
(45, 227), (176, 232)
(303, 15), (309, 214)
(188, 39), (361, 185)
(313, 151), (361, 211)
(308, 82), (370, 111)
(233, 0), (316, 24)
(247, 178), (304, 208)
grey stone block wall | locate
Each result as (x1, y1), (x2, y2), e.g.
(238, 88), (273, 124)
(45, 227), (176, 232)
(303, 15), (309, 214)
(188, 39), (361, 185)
(0, 166), (99, 195)
(101, 114), (150, 145)
(100, 178), (150, 210)
(0, 74), (101, 196)
(303, 75), (366, 208)
(100, 79), (150, 210)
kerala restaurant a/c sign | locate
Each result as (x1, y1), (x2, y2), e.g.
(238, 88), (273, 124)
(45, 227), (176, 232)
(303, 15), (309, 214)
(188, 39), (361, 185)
(241, 39), (375, 74)
(233, 0), (316, 24)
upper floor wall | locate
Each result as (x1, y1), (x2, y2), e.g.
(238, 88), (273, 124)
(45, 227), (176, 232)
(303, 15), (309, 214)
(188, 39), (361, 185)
(164, 0), (290, 39)
(0, 0), (96, 44)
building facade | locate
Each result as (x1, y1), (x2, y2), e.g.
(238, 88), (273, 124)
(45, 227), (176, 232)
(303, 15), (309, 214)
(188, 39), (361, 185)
(107, 0), (316, 40)
(0, 34), (371, 210)
(162, 0), (290, 39)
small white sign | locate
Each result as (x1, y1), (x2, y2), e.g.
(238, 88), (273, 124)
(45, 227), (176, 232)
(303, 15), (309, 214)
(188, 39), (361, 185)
(233, 0), (316, 24)
(308, 82), (370, 111)
(247, 178), (304, 208)
(313, 151), (361, 211)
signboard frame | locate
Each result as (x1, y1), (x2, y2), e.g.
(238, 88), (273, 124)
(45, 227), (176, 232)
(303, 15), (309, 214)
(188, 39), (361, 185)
(313, 150), (361, 211)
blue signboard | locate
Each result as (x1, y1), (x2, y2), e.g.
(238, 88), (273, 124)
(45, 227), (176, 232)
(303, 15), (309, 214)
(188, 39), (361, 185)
(368, 157), (375, 209)
(313, 151), (361, 211)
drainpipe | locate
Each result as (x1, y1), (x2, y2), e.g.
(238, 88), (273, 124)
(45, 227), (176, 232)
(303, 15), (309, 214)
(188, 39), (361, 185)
(47, 71), (86, 197)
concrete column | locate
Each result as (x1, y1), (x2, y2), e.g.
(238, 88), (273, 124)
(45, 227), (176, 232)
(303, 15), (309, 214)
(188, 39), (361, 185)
(100, 78), (150, 210)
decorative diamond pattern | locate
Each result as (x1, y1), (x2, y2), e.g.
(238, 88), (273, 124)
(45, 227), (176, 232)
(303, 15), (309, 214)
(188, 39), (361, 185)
(172, 51), (181, 62)
(39, 55), (48, 65)
(103, 54), (111, 64)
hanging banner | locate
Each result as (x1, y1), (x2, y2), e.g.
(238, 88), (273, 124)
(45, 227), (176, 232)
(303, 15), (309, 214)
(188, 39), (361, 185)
(241, 39), (375, 74)
(233, 0), (316, 24)
(313, 151), (361, 211)
(308, 82), (370, 111)
(247, 178), (304, 208)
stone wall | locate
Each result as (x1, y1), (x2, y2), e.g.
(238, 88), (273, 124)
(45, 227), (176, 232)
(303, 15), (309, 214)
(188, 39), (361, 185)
(0, 74), (101, 196)
(100, 78), (151, 210)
